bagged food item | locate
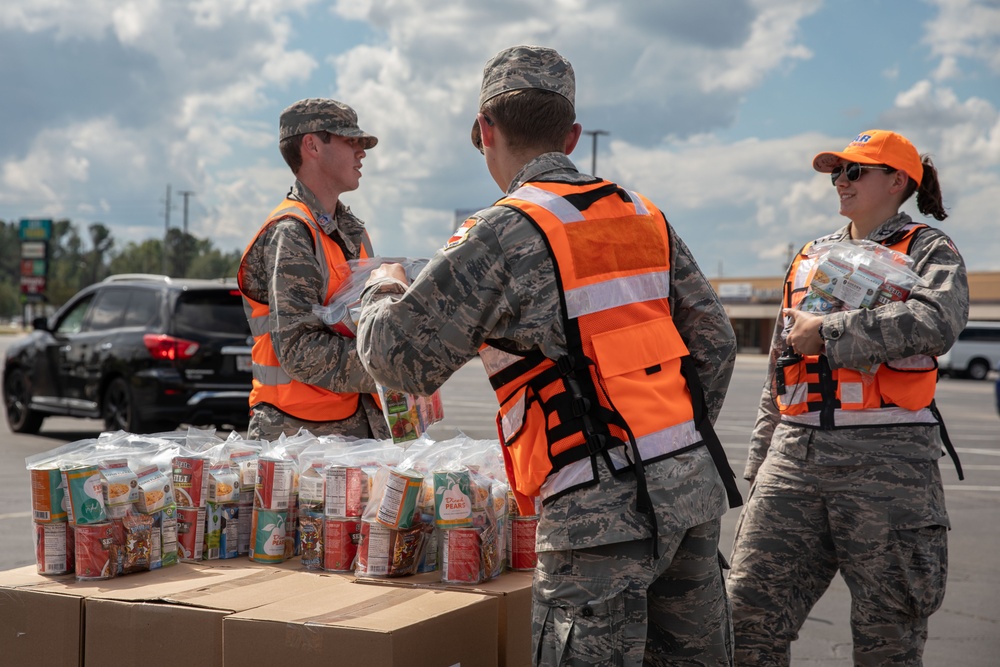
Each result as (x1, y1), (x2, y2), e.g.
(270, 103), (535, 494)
(788, 240), (925, 373)
(378, 386), (444, 444)
(312, 257), (429, 337)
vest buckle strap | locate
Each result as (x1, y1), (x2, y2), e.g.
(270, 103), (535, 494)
(585, 433), (608, 456)
(556, 354), (577, 376)
(572, 396), (591, 417)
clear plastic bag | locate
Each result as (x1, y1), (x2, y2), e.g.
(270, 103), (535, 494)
(312, 256), (429, 337)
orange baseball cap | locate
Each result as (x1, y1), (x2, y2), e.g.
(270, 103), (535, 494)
(812, 129), (923, 187)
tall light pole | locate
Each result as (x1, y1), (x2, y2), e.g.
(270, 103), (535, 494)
(583, 129), (609, 175)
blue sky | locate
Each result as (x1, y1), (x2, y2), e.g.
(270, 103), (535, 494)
(1, 0), (998, 278)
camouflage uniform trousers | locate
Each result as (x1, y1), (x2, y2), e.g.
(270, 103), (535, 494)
(532, 517), (733, 666)
(727, 450), (949, 666)
(247, 396), (388, 441)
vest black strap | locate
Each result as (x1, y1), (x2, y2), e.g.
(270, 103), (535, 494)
(928, 400), (964, 480)
(679, 356), (744, 509)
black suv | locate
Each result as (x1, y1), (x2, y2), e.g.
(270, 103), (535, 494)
(3, 274), (252, 434)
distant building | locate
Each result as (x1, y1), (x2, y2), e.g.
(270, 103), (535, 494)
(710, 270), (1000, 353)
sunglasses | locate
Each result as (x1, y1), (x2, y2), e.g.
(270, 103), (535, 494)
(830, 162), (894, 185)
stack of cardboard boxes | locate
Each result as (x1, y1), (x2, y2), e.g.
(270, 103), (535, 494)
(0, 559), (531, 666)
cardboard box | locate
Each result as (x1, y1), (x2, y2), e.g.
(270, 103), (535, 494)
(357, 570), (533, 667)
(0, 567), (85, 666)
(0, 560), (355, 667)
(224, 580), (500, 666)
(83, 562), (352, 666)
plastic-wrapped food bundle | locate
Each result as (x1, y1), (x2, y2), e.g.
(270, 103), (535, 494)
(312, 256), (428, 338)
(785, 240), (925, 373)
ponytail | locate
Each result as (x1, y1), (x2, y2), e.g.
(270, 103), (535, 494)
(907, 155), (947, 221)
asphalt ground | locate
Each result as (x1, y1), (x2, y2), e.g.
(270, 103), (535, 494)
(2, 338), (998, 665)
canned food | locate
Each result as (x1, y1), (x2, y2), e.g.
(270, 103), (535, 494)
(255, 459), (293, 511)
(324, 518), (362, 572)
(433, 470), (473, 529)
(75, 522), (117, 580)
(30, 467), (67, 523)
(250, 508), (287, 564)
(356, 520), (391, 577)
(325, 466), (364, 517)
(508, 515), (538, 571)
(375, 469), (422, 530)
(172, 456), (208, 508)
(33, 521), (71, 575)
(176, 507), (206, 562)
(442, 528), (481, 584)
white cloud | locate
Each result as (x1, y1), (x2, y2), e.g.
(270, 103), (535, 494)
(923, 0), (1000, 79)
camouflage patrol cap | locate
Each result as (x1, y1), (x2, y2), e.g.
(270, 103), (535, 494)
(278, 98), (378, 148)
(478, 45), (575, 109)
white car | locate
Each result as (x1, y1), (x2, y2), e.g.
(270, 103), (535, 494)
(938, 321), (1000, 380)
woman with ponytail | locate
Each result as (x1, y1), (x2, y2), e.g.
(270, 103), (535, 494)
(727, 130), (969, 666)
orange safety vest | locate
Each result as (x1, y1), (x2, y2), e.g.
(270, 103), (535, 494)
(237, 198), (375, 422)
(479, 180), (742, 527)
(775, 223), (940, 428)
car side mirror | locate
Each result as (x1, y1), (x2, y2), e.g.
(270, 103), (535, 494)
(32, 316), (49, 332)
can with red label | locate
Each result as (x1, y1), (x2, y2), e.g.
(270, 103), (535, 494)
(324, 517), (362, 572)
(375, 469), (422, 530)
(172, 456), (208, 507)
(33, 521), (71, 575)
(75, 522), (117, 580)
(176, 507), (206, 562)
(442, 528), (482, 584)
(30, 467), (67, 523)
(356, 520), (392, 577)
(325, 466), (364, 517)
(508, 515), (538, 571)
(255, 459), (293, 510)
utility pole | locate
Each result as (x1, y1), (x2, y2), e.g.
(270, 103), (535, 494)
(583, 129), (609, 175)
(177, 190), (195, 277)
(162, 184), (172, 275)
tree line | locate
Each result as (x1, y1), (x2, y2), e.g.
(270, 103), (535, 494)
(0, 219), (243, 320)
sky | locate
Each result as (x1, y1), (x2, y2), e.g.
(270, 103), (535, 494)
(1, 0), (999, 278)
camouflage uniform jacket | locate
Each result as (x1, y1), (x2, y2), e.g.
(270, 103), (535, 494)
(745, 212), (969, 482)
(358, 153), (736, 551)
(241, 180), (387, 441)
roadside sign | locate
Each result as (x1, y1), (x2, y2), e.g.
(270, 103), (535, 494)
(19, 218), (53, 242)
(20, 259), (47, 277)
(21, 241), (47, 259)
(20, 275), (47, 296)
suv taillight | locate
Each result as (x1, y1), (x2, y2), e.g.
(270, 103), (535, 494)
(143, 334), (200, 360)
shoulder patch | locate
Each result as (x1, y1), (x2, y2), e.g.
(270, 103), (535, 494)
(444, 218), (478, 250)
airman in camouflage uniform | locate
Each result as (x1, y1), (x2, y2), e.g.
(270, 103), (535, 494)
(238, 99), (388, 442)
(357, 46), (738, 666)
(727, 131), (968, 666)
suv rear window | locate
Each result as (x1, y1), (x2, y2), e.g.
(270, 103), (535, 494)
(172, 290), (250, 337)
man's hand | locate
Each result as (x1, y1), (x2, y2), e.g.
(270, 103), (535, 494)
(783, 308), (825, 355)
(365, 263), (409, 289)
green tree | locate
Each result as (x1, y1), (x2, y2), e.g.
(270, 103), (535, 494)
(46, 219), (86, 305)
(108, 239), (166, 276)
(86, 223), (114, 284)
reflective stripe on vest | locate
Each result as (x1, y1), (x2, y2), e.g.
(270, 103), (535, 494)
(237, 199), (373, 422)
(485, 179), (700, 517)
(777, 223), (939, 424)
(540, 419), (702, 501)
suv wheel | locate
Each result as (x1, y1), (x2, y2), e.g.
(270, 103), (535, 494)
(967, 359), (991, 381)
(103, 377), (145, 433)
(4, 368), (45, 434)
